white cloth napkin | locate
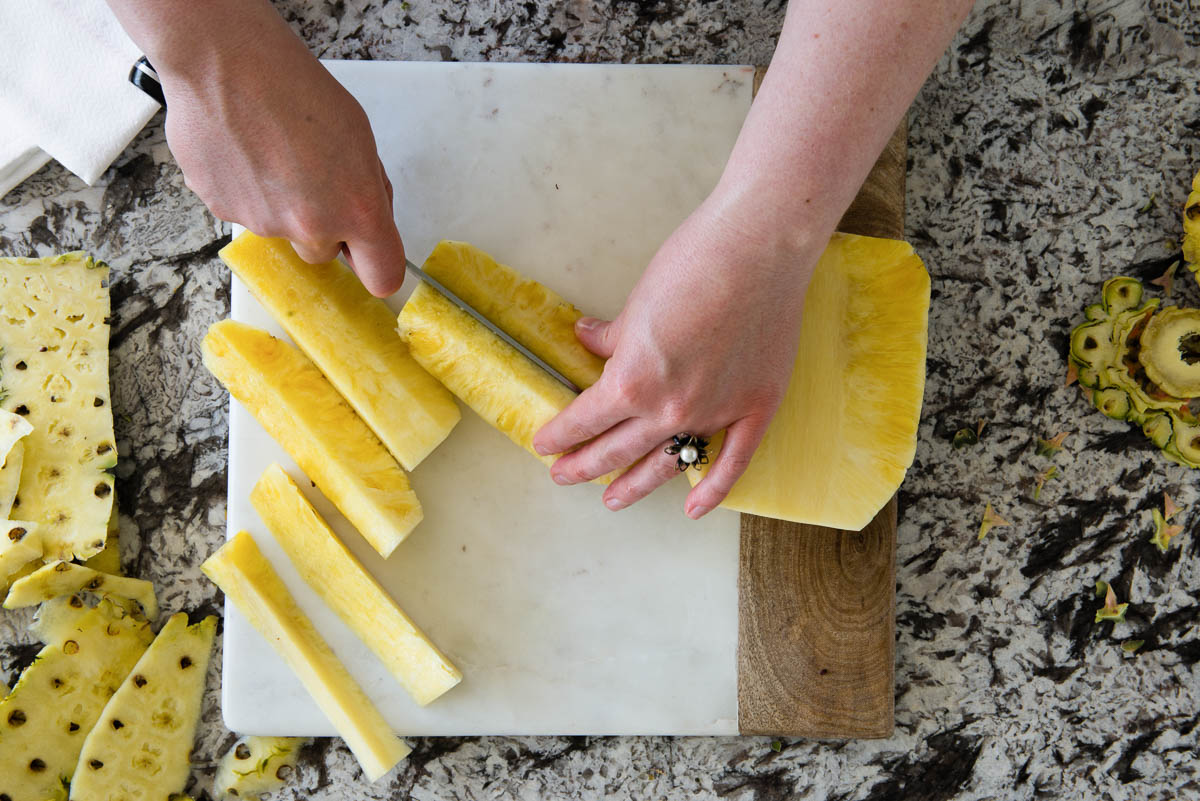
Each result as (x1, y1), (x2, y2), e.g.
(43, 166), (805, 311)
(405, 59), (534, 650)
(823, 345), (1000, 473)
(0, 0), (161, 198)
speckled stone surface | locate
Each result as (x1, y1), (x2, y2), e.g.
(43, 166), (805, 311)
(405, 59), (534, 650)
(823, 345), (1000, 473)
(1, 1), (1198, 798)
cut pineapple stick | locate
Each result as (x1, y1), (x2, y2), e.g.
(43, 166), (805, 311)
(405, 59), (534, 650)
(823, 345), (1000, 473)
(201, 532), (411, 781)
(5, 561), (158, 619)
(252, 463), (461, 706)
(202, 320), (421, 558)
(0, 520), (41, 587)
(0, 253), (116, 561)
(398, 283), (615, 484)
(0, 602), (152, 801)
(422, 241), (605, 389)
(221, 233), (460, 470)
(69, 614), (217, 801)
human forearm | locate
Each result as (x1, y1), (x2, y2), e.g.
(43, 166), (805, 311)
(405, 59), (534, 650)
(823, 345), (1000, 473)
(711, 0), (975, 262)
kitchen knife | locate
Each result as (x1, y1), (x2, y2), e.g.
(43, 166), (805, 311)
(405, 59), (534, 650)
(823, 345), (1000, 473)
(405, 260), (582, 394)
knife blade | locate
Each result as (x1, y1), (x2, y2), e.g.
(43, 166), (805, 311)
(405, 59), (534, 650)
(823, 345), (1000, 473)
(405, 260), (582, 394)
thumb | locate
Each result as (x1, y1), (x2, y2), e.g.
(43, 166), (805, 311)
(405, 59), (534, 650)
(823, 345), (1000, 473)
(343, 217), (406, 297)
(575, 316), (619, 359)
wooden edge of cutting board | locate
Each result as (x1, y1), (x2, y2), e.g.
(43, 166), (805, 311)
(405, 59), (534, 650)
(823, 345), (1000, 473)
(738, 66), (905, 738)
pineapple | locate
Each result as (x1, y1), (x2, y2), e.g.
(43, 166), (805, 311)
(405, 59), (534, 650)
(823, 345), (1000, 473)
(0, 520), (42, 588)
(202, 320), (422, 558)
(213, 736), (308, 801)
(1185, 168), (1199, 269)
(68, 614), (217, 801)
(688, 233), (930, 529)
(0, 253), (116, 561)
(1, 440), (26, 518)
(4, 561), (157, 619)
(421, 241), (605, 388)
(0, 601), (152, 801)
(221, 233), (460, 470)
(201, 532), (411, 781)
(251, 464), (462, 706)
(398, 283), (615, 483)
(1138, 307), (1200, 398)
(82, 503), (121, 576)
(0, 409), (33, 463)
(31, 594), (92, 646)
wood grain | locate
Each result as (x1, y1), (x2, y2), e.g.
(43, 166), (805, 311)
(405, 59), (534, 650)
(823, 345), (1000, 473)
(738, 66), (906, 738)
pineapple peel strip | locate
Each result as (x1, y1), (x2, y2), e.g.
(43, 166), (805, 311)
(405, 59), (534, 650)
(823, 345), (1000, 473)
(4, 560), (158, 619)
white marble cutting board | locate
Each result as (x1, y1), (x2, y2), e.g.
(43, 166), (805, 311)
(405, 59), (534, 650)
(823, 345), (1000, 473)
(224, 61), (753, 736)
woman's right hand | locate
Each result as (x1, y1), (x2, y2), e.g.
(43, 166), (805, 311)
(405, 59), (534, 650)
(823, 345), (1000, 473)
(108, 0), (405, 296)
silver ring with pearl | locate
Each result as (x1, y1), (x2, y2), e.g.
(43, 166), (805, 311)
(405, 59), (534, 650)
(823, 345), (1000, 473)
(665, 433), (709, 472)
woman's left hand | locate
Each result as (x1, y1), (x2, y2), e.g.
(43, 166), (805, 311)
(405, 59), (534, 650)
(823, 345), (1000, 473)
(531, 191), (822, 519)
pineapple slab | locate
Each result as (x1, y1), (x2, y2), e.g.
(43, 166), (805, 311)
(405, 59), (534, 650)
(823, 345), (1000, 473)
(82, 503), (122, 577)
(5, 561), (158, 620)
(0, 253), (116, 561)
(251, 463), (462, 706)
(221, 233), (460, 470)
(398, 283), (616, 484)
(0, 601), (152, 801)
(0, 520), (42, 587)
(68, 613), (217, 801)
(688, 233), (930, 530)
(202, 320), (422, 558)
(201, 532), (411, 782)
(213, 736), (308, 801)
(0, 409), (33, 463)
(1, 440), (26, 518)
(422, 241), (605, 389)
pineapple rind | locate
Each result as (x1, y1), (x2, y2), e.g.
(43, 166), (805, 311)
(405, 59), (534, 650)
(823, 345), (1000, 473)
(251, 464), (462, 706)
(213, 736), (308, 801)
(1184, 168), (1199, 269)
(400, 283), (617, 481)
(0, 409), (33, 464)
(0, 602), (151, 801)
(1138, 307), (1200, 398)
(202, 320), (422, 558)
(221, 233), (460, 470)
(201, 532), (411, 782)
(0, 520), (41, 589)
(0, 440), (24, 518)
(82, 502), (121, 576)
(689, 233), (930, 530)
(423, 241), (605, 389)
(0, 253), (115, 561)
(4, 561), (158, 620)
(68, 614), (217, 801)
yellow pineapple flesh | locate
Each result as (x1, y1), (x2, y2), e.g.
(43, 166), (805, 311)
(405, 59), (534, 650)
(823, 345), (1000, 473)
(1185, 168), (1199, 268)
(201, 532), (411, 782)
(251, 463), (461, 706)
(221, 233), (461, 470)
(202, 320), (421, 558)
(398, 283), (614, 484)
(422, 241), (605, 389)
(688, 233), (929, 529)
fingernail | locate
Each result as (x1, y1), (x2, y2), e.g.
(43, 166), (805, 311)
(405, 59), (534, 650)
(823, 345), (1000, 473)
(576, 317), (599, 331)
(552, 472), (571, 485)
(605, 497), (627, 511)
(687, 505), (711, 520)
(534, 443), (550, 456)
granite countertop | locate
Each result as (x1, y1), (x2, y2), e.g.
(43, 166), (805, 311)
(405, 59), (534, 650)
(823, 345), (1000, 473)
(1, 0), (1198, 798)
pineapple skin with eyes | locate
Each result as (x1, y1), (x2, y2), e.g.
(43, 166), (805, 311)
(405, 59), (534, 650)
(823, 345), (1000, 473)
(689, 233), (930, 530)
(202, 320), (422, 558)
(221, 233), (461, 471)
(1184, 169), (1199, 268)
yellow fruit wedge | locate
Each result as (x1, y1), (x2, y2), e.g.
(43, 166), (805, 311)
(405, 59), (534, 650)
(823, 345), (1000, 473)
(0, 440), (24, 519)
(252, 464), (462, 706)
(5, 561), (158, 619)
(688, 233), (929, 529)
(68, 613), (217, 801)
(1185, 168), (1199, 267)
(221, 233), (461, 470)
(82, 503), (121, 577)
(422, 241), (604, 389)
(0, 520), (41, 588)
(202, 320), (421, 558)
(214, 736), (308, 801)
(398, 283), (615, 483)
(201, 532), (411, 782)
(0, 601), (152, 801)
